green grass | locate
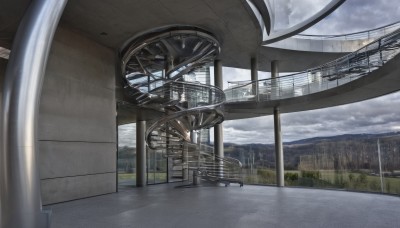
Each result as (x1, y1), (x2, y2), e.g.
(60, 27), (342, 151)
(118, 172), (168, 183)
(242, 168), (400, 195)
(285, 170), (400, 194)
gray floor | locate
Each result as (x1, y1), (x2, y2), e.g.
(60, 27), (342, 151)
(47, 184), (400, 228)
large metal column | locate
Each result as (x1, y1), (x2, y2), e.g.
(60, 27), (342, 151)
(271, 60), (284, 187)
(0, 0), (67, 227)
(251, 57), (258, 98)
(136, 120), (147, 187)
(213, 60), (224, 158)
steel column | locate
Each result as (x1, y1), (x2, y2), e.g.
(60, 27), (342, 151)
(272, 60), (284, 187)
(251, 57), (258, 99)
(136, 120), (147, 187)
(213, 60), (224, 158)
(0, 0), (67, 227)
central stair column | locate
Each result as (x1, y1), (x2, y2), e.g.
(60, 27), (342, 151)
(136, 118), (147, 187)
(214, 60), (224, 179)
(272, 60), (284, 187)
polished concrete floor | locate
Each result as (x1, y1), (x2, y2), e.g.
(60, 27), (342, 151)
(47, 184), (400, 228)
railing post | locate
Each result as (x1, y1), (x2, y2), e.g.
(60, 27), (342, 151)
(292, 76), (295, 95)
(366, 46), (370, 73)
(379, 39), (383, 64)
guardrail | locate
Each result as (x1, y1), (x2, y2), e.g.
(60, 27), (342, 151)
(226, 28), (400, 103)
(296, 21), (400, 41)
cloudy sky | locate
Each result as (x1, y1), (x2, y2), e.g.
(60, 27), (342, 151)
(119, 0), (400, 146)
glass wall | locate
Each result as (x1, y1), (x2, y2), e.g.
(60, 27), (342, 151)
(283, 136), (400, 195)
(225, 143), (277, 185)
(117, 123), (136, 188)
(147, 148), (168, 184)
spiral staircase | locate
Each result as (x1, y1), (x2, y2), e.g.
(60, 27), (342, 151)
(120, 27), (243, 186)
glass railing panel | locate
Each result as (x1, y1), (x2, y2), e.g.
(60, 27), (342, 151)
(224, 123), (277, 185)
(268, 0), (332, 31)
(284, 137), (400, 195)
(297, 22), (400, 41)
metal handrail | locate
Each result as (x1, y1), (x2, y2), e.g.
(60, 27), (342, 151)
(296, 21), (400, 40)
(225, 28), (400, 103)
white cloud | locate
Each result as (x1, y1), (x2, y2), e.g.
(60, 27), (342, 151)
(118, 123), (136, 147)
(222, 91), (400, 144)
(303, 0), (400, 35)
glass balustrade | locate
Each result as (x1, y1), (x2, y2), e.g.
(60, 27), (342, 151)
(226, 29), (400, 103)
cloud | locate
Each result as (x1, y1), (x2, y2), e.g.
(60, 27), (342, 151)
(118, 123), (136, 147)
(303, 0), (400, 34)
(222, 91), (400, 144)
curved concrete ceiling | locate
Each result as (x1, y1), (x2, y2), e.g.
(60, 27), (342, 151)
(1, 0), (346, 73)
(60, 0), (262, 68)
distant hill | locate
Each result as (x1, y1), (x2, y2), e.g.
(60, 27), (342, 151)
(284, 131), (400, 145)
(223, 131), (400, 171)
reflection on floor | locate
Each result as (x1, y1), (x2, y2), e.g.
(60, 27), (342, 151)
(47, 184), (400, 228)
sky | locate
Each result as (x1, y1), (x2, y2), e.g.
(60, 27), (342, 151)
(119, 0), (400, 146)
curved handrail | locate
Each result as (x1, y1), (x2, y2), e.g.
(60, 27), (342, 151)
(226, 28), (400, 102)
(145, 80), (226, 148)
(296, 21), (400, 41)
(121, 27), (243, 186)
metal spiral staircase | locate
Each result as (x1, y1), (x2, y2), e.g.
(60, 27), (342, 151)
(120, 27), (243, 186)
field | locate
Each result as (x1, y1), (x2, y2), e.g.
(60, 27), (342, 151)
(118, 172), (168, 185)
(242, 168), (400, 195)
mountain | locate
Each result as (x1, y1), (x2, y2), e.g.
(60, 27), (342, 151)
(284, 131), (400, 145)
(223, 131), (400, 171)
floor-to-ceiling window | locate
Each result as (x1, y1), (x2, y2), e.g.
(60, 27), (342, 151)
(147, 147), (168, 184)
(117, 123), (137, 189)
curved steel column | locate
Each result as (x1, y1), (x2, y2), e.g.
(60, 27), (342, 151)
(0, 0), (67, 227)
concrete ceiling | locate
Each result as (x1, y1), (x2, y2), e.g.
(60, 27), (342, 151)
(60, 0), (262, 70)
(0, 0), (345, 75)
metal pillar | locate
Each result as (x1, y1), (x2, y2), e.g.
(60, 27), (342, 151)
(271, 60), (279, 99)
(136, 120), (147, 187)
(251, 57), (258, 99)
(272, 60), (284, 187)
(213, 60), (224, 158)
(0, 0), (67, 227)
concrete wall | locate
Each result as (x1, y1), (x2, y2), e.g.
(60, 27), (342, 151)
(39, 26), (116, 205)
